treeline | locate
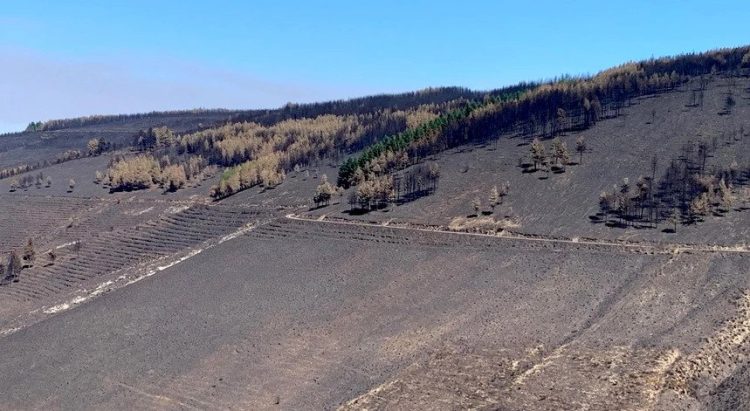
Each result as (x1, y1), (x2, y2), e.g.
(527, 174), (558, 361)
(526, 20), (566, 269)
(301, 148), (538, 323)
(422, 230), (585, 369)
(227, 87), (492, 126)
(456, 47), (750, 146)
(26, 86), (486, 133)
(29, 109), (240, 132)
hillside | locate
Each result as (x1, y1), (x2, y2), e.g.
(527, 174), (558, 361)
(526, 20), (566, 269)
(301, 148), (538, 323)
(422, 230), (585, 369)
(0, 46), (749, 410)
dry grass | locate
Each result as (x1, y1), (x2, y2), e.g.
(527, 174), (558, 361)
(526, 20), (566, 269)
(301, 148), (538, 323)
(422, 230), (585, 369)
(666, 291), (750, 397)
(448, 215), (520, 234)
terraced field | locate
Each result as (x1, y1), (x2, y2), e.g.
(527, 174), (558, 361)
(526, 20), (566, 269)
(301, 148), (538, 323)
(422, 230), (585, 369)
(0, 195), (101, 251)
(0, 204), (266, 328)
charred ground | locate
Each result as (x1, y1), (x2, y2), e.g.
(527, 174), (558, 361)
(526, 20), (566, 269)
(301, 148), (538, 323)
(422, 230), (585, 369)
(0, 47), (749, 410)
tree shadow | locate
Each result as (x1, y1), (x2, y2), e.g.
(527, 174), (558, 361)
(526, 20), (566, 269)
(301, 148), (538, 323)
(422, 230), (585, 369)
(605, 220), (628, 229)
(589, 214), (606, 224)
(343, 208), (370, 216)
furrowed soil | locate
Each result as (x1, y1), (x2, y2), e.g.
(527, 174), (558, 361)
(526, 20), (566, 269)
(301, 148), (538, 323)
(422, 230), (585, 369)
(0, 216), (748, 409)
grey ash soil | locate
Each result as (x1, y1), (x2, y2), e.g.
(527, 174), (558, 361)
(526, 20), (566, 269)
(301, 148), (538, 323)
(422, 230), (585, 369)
(0, 74), (749, 410)
(0, 217), (748, 409)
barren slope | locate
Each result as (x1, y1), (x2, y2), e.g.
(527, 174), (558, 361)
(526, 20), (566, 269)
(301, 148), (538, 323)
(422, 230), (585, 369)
(0, 217), (747, 409)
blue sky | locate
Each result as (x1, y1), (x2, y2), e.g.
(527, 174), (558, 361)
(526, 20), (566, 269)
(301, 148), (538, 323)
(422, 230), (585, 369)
(1, 1), (748, 132)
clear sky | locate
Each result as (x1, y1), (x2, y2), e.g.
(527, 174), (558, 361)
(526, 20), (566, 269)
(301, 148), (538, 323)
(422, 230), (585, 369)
(1, 0), (748, 132)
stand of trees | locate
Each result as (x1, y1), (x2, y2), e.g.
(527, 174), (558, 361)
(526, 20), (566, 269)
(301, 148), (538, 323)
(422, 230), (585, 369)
(188, 108), (447, 199)
(597, 139), (749, 228)
(103, 154), (207, 192)
(1, 141), (116, 183)
(343, 161), (441, 212)
(9, 172), (50, 191)
(350, 175), (395, 211)
(392, 162), (441, 205)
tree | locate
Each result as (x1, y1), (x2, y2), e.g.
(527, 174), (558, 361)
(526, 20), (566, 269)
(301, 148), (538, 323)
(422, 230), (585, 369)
(153, 126), (175, 148)
(471, 197), (481, 216)
(551, 137), (570, 170)
(313, 174), (336, 207)
(162, 164), (187, 192)
(87, 138), (103, 155)
(22, 239), (35, 268)
(46, 176), (52, 188)
(68, 179), (76, 193)
(355, 179), (375, 210)
(575, 136), (586, 164)
(689, 193), (710, 220)
(427, 162), (440, 182)
(599, 191), (613, 223)
(72, 240), (82, 255)
(7, 250), (22, 282)
(501, 181), (510, 197)
(742, 51), (750, 68)
(668, 208), (679, 232)
(25, 121), (43, 132)
(718, 179), (734, 210)
(634, 176), (650, 217)
(723, 93), (736, 114)
(618, 179), (632, 222)
(555, 108), (568, 135)
(488, 186), (499, 212)
(530, 138), (546, 171)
